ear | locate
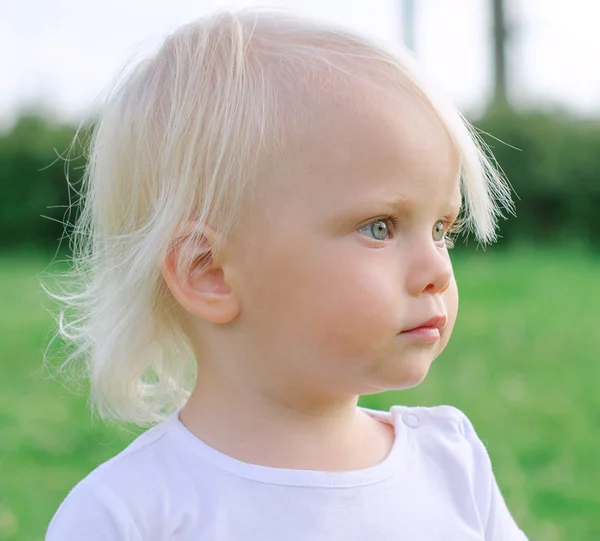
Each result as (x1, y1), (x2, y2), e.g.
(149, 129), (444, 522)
(162, 222), (240, 324)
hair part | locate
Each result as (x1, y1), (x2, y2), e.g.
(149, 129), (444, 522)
(48, 8), (513, 425)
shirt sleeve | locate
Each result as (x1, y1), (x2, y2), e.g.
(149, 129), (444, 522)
(461, 417), (529, 541)
(46, 479), (143, 541)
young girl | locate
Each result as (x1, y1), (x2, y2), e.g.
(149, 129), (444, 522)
(47, 8), (527, 540)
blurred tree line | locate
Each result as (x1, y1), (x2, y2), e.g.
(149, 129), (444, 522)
(478, 107), (600, 248)
(1, 108), (599, 250)
(0, 114), (87, 250)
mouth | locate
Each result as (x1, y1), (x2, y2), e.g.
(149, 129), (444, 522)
(399, 315), (447, 342)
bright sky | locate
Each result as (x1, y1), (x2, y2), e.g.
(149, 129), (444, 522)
(2, 0), (599, 127)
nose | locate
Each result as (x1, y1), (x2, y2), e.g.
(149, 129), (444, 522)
(406, 240), (454, 297)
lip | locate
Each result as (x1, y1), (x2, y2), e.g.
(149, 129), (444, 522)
(407, 315), (448, 332)
(399, 315), (447, 342)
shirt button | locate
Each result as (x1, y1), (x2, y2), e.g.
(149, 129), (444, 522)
(402, 413), (421, 428)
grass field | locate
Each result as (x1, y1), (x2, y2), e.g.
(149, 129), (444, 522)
(1, 248), (599, 540)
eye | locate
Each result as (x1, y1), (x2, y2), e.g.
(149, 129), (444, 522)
(359, 218), (394, 241)
(432, 220), (446, 242)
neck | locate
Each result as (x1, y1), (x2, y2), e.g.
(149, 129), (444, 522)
(179, 366), (394, 471)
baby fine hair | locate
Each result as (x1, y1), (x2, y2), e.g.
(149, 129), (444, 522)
(49, 8), (512, 426)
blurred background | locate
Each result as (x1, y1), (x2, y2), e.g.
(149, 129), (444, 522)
(1, 0), (599, 539)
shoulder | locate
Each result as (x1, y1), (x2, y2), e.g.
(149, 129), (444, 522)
(390, 404), (483, 452)
(390, 405), (528, 540)
(391, 404), (491, 473)
(392, 405), (493, 510)
(82, 419), (175, 498)
(392, 403), (474, 432)
(47, 419), (180, 540)
(46, 474), (143, 541)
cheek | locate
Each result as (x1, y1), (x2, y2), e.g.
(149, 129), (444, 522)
(317, 267), (397, 339)
(245, 242), (398, 353)
(440, 276), (459, 346)
(297, 252), (402, 360)
(447, 276), (459, 320)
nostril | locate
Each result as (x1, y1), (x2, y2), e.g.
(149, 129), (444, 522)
(438, 282), (451, 294)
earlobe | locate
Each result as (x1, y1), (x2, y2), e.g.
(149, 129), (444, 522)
(162, 223), (241, 324)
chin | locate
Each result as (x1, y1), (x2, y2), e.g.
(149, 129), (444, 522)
(363, 357), (433, 395)
(390, 372), (429, 391)
(387, 354), (435, 390)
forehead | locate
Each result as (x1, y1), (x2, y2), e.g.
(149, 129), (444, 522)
(266, 80), (461, 215)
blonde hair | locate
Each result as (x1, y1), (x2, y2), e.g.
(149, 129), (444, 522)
(50, 9), (512, 426)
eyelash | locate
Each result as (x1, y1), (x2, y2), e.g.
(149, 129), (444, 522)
(358, 215), (400, 241)
(380, 215), (400, 235)
(443, 221), (460, 249)
(362, 215), (462, 248)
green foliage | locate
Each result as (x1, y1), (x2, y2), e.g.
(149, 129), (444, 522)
(0, 115), (87, 248)
(476, 106), (600, 248)
(2, 249), (599, 540)
(1, 109), (599, 248)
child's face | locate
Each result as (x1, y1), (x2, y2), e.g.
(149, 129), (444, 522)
(227, 85), (461, 398)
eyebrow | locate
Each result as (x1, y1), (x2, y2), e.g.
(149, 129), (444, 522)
(357, 191), (463, 217)
(444, 196), (463, 217)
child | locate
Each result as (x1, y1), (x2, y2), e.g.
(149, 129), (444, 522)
(47, 8), (527, 540)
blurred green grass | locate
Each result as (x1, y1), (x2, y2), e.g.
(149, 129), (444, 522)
(1, 248), (599, 540)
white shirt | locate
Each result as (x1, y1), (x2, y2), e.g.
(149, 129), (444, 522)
(46, 405), (528, 540)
